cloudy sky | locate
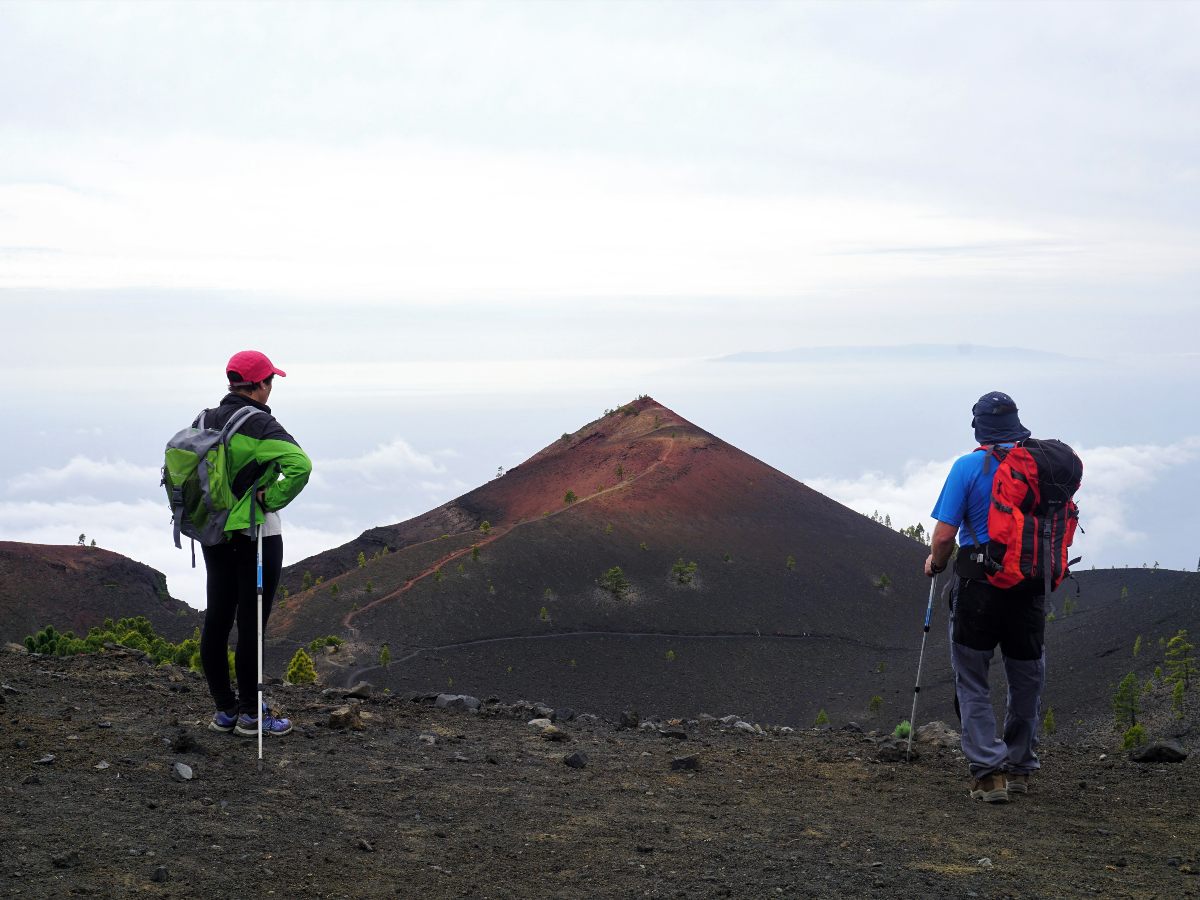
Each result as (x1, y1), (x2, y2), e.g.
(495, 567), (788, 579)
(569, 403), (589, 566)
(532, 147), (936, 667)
(2, 1), (1198, 606)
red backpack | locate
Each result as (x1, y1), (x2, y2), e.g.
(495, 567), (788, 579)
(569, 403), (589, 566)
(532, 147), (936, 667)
(965, 438), (1083, 593)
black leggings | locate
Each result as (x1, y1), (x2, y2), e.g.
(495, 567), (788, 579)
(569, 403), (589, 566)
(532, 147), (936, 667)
(200, 534), (282, 714)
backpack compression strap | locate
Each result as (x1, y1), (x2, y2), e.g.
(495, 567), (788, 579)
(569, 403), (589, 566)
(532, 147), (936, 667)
(960, 444), (1010, 568)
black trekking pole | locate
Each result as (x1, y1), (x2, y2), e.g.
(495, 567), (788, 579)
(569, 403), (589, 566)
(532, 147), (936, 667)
(906, 574), (937, 761)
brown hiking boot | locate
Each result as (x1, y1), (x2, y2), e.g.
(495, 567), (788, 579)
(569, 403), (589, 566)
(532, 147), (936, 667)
(1006, 773), (1031, 794)
(969, 773), (1010, 803)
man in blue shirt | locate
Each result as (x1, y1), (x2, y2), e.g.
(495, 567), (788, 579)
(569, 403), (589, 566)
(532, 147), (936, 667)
(924, 391), (1044, 804)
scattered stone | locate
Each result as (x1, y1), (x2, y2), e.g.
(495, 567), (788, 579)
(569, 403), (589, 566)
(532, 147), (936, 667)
(527, 718), (553, 729)
(532, 703), (554, 719)
(451, 753), (469, 763)
(171, 762), (194, 782)
(659, 727), (688, 741)
(150, 866), (170, 883)
(2, 683), (23, 694)
(435, 694), (481, 712)
(875, 737), (917, 762)
(21, 774), (40, 785)
(542, 725), (570, 742)
(619, 710), (640, 729)
(638, 721), (659, 732)
(344, 681), (374, 699)
(97, 721), (112, 729)
(94, 761), (110, 770)
(840, 722), (864, 733)
(357, 838), (375, 853)
(329, 706), (364, 731)
(977, 858), (993, 869)
(418, 733), (438, 746)
(35, 753), (55, 765)
(52, 850), (80, 869)
(1131, 739), (1188, 764)
(563, 751), (588, 769)
(170, 730), (199, 754)
(915, 721), (960, 747)
(719, 714), (740, 726)
(671, 754), (701, 772)
(576, 714), (599, 725)
(556, 708), (576, 722)
(733, 721), (757, 735)
(779, 726), (795, 735)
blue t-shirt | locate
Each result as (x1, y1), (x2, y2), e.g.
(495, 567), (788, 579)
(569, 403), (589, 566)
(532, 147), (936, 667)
(931, 445), (1013, 547)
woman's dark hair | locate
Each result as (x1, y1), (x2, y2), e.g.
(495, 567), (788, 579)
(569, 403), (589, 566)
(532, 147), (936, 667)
(227, 371), (274, 393)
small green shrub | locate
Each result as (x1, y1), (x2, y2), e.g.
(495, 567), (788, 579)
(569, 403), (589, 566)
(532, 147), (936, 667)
(286, 648), (317, 685)
(665, 649), (676, 662)
(1042, 706), (1056, 735)
(307, 635), (345, 654)
(564, 490), (577, 505)
(672, 558), (698, 585)
(357, 551), (366, 569)
(1121, 723), (1147, 750)
(892, 720), (911, 739)
(599, 566), (630, 600)
(814, 709), (829, 727)
(379, 644), (391, 668)
(786, 555), (796, 571)
(868, 695), (882, 714)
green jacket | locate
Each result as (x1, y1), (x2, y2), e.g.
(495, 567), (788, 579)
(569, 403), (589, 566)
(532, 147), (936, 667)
(193, 393), (312, 533)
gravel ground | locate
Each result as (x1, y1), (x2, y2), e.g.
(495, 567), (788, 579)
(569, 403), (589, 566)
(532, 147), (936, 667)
(1, 647), (1197, 899)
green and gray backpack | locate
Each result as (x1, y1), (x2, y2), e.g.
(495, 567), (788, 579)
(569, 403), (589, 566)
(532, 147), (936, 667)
(162, 407), (264, 563)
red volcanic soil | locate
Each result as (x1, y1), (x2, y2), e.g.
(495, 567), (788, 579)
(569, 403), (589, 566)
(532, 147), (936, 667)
(0, 542), (200, 646)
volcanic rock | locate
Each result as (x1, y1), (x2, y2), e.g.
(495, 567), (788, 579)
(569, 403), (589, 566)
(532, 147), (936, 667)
(329, 706), (364, 730)
(1131, 739), (1188, 763)
(563, 751), (588, 769)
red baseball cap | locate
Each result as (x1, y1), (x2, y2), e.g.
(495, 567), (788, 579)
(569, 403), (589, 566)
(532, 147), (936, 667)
(226, 350), (287, 385)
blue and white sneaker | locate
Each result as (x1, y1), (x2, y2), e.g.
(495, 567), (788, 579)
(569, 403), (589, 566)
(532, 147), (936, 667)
(209, 709), (239, 733)
(234, 704), (293, 737)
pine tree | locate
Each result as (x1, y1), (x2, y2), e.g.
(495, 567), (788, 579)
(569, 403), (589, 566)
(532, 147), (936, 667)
(357, 551), (366, 569)
(1112, 672), (1139, 728)
(1042, 706), (1056, 735)
(285, 648), (317, 685)
(379, 644), (391, 668)
(814, 709), (829, 727)
(1165, 629), (1196, 689)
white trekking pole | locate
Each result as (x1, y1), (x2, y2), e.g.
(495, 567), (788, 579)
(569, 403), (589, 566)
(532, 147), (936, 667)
(256, 499), (264, 768)
(906, 574), (937, 761)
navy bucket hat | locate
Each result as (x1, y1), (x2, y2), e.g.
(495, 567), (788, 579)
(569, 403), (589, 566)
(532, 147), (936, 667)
(971, 391), (1031, 444)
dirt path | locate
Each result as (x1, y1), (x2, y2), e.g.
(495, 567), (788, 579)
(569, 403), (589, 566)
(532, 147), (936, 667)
(340, 627), (914, 689)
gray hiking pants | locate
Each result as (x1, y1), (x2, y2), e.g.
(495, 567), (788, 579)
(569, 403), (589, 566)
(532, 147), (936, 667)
(948, 576), (1046, 778)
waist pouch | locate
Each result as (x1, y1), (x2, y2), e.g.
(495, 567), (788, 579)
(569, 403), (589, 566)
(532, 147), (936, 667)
(955, 546), (989, 580)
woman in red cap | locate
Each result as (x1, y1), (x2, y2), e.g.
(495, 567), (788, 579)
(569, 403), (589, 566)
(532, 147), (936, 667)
(201, 350), (312, 737)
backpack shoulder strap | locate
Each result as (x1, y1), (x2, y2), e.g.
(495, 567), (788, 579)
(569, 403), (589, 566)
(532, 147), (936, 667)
(218, 405), (265, 441)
